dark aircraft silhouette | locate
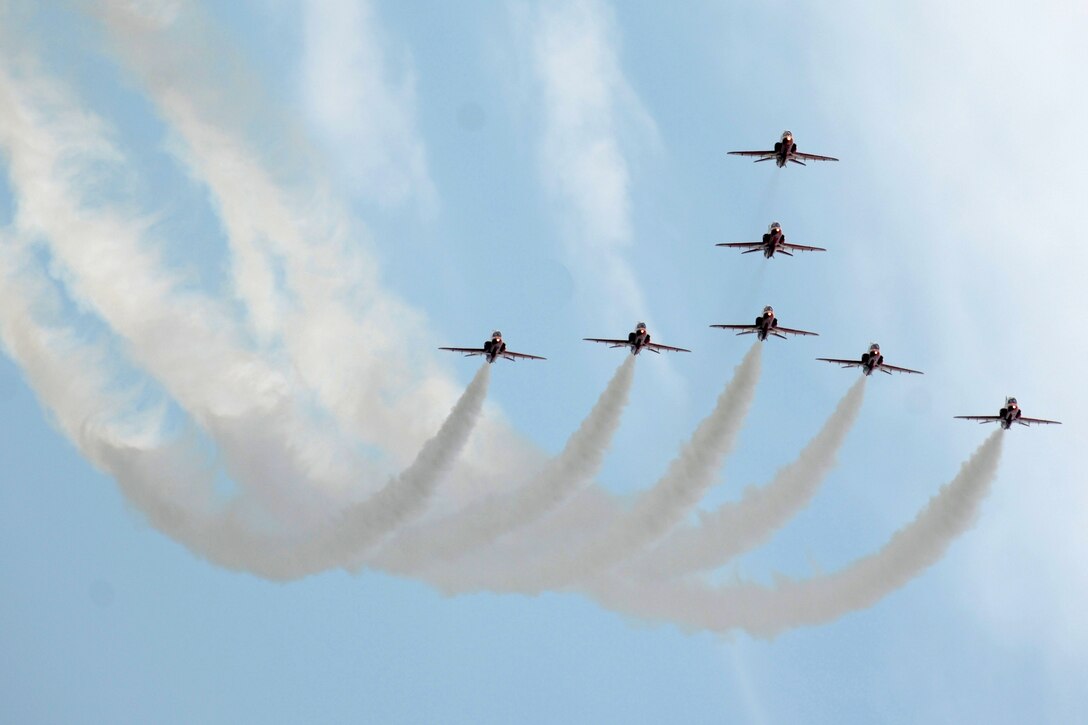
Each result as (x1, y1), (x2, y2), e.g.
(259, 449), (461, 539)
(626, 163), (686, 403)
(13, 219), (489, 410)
(728, 130), (839, 168)
(440, 330), (546, 364)
(818, 343), (923, 376)
(711, 306), (818, 342)
(955, 397), (1061, 429)
(584, 322), (691, 355)
(717, 221), (827, 259)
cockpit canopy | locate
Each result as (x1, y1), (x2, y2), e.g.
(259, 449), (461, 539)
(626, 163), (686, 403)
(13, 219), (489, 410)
(769, 221), (782, 232)
(491, 330), (502, 339)
(763, 305), (774, 314)
(1007, 396), (1018, 406)
(869, 342), (880, 351)
(636, 322), (647, 331)
(781, 130), (792, 140)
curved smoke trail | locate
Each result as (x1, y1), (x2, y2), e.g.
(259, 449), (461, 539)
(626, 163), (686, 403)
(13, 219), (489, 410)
(588, 431), (1005, 637)
(120, 364), (492, 580)
(631, 376), (866, 580)
(0, 244), (492, 581)
(375, 355), (636, 574)
(438, 343), (762, 594)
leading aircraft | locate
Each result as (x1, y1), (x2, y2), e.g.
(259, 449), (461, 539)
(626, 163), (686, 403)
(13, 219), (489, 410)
(717, 221), (827, 259)
(818, 343), (923, 376)
(584, 322), (691, 355)
(728, 130), (839, 168)
(711, 306), (818, 342)
(955, 397), (1061, 429)
(439, 330), (546, 364)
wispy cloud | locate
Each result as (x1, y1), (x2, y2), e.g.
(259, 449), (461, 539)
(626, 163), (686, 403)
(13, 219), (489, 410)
(300, 0), (437, 211)
(531, 0), (658, 328)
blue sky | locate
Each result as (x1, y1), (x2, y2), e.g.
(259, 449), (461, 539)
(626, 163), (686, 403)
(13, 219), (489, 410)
(1, 1), (1086, 723)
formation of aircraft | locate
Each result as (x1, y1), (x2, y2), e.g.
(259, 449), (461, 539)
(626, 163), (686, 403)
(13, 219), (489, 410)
(711, 306), (818, 342)
(438, 129), (1061, 434)
(717, 221), (827, 259)
(439, 330), (545, 364)
(584, 322), (691, 355)
(728, 130), (839, 168)
(817, 343), (923, 376)
(955, 397), (1061, 429)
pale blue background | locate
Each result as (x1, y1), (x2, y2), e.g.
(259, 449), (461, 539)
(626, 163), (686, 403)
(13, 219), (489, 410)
(1, 1), (1085, 723)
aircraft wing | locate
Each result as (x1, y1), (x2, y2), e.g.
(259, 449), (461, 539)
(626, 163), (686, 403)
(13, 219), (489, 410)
(646, 342), (691, 353)
(1017, 417), (1062, 426)
(781, 242), (827, 253)
(710, 324), (759, 336)
(954, 415), (1002, 424)
(817, 357), (864, 368)
(583, 337), (632, 349)
(503, 350), (546, 361)
(793, 151), (839, 162)
(439, 346), (486, 357)
(727, 150), (776, 162)
(774, 327), (819, 337)
(878, 362), (924, 375)
(716, 242), (763, 251)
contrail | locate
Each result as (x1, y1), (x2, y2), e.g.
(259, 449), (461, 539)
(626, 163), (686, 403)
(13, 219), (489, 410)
(195, 363), (493, 579)
(630, 376), (866, 580)
(0, 231), (491, 579)
(89, 364), (489, 581)
(6, 274), (491, 581)
(454, 343), (762, 593)
(88, 4), (534, 505)
(588, 431), (1005, 637)
(375, 355), (635, 574)
(0, 62), (409, 530)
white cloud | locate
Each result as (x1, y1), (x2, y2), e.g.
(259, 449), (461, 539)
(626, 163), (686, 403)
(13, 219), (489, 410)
(301, 0), (437, 211)
(531, 0), (659, 329)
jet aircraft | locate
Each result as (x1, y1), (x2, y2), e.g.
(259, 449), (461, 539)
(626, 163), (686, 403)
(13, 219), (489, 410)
(955, 397), (1061, 429)
(711, 306), (818, 341)
(440, 330), (546, 364)
(717, 221), (827, 259)
(728, 130), (839, 167)
(584, 322), (691, 355)
(818, 343), (923, 376)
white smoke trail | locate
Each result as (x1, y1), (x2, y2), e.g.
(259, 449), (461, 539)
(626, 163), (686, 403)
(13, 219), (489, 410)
(0, 61), (378, 528)
(90, 1), (539, 506)
(437, 343), (762, 593)
(194, 363), (492, 579)
(588, 431), (1005, 637)
(375, 355), (636, 574)
(94, 364), (488, 580)
(0, 233), (490, 579)
(631, 376), (866, 580)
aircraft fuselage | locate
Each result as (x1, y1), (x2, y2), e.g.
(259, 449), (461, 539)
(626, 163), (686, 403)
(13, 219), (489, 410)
(627, 329), (651, 355)
(860, 349), (884, 375)
(482, 338), (506, 364)
(772, 137), (797, 167)
(756, 313), (778, 341)
(762, 230), (785, 258)
(998, 405), (1022, 429)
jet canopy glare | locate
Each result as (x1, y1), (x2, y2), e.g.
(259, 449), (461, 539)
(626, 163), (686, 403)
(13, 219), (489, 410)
(636, 322), (647, 330)
(781, 130), (792, 139)
(763, 305), (774, 313)
(491, 330), (502, 338)
(769, 221), (781, 231)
